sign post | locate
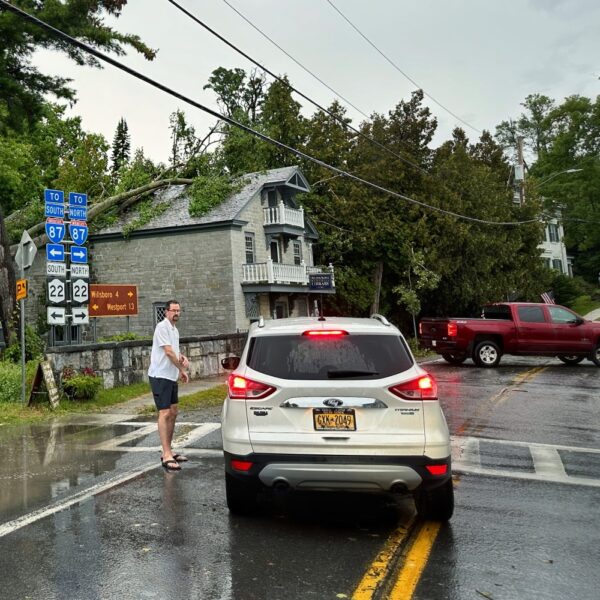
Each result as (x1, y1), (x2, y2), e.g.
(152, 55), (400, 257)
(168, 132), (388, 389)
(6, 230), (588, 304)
(15, 230), (37, 404)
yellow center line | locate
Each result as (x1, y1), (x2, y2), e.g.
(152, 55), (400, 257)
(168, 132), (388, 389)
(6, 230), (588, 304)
(388, 520), (442, 599)
(352, 514), (415, 600)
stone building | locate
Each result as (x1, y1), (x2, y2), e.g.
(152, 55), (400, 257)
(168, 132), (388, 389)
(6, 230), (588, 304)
(28, 165), (335, 341)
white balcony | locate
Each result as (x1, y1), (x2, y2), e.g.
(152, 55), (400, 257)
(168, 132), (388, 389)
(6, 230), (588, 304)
(242, 259), (335, 287)
(263, 202), (304, 229)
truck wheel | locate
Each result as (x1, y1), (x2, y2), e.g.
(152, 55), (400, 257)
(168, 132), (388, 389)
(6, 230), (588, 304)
(225, 473), (259, 516)
(591, 344), (600, 367)
(557, 355), (584, 365)
(414, 479), (454, 521)
(473, 340), (502, 367)
(441, 352), (467, 365)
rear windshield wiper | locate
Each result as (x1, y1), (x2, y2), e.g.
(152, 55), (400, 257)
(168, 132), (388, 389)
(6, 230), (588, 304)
(327, 369), (380, 378)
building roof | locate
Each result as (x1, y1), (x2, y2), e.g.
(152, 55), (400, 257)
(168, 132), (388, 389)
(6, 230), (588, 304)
(93, 165), (310, 237)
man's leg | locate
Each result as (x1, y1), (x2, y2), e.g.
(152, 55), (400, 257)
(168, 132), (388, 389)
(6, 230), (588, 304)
(158, 408), (176, 462)
(166, 403), (178, 450)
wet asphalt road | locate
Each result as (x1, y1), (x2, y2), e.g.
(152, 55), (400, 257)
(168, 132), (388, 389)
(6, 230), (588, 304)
(0, 356), (598, 600)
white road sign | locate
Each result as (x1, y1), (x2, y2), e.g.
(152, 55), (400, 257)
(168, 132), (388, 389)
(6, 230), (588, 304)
(71, 307), (89, 325)
(70, 264), (89, 278)
(71, 279), (89, 304)
(46, 262), (67, 277)
(47, 306), (66, 325)
(47, 278), (66, 304)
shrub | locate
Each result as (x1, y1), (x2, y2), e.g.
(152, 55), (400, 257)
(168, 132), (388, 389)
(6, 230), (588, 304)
(61, 366), (102, 401)
(3, 326), (45, 363)
(0, 361), (21, 403)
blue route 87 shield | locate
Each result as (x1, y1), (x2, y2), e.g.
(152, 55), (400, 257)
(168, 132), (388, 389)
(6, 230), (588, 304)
(45, 220), (65, 244)
(69, 222), (88, 246)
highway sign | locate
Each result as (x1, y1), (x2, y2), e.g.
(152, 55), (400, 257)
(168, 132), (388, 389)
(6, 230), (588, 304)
(46, 243), (65, 262)
(90, 284), (138, 317)
(47, 278), (66, 304)
(44, 189), (64, 204)
(15, 230), (37, 271)
(69, 221), (88, 245)
(46, 262), (67, 277)
(68, 192), (87, 207)
(70, 264), (89, 278)
(45, 218), (65, 244)
(70, 246), (88, 263)
(47, 306), (66, 325)
(45, 203), (65, 218)
(69, 206), (87, 221)
(71, 279), (89, 304)
(16, 279), (27, 301)
(71, 307), (89, 325)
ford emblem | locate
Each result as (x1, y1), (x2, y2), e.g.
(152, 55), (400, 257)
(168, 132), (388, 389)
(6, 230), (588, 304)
(323, 398), (343, 407)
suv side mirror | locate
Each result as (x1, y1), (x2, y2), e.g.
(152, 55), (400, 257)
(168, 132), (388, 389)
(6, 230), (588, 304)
(221, 356), (240, 370)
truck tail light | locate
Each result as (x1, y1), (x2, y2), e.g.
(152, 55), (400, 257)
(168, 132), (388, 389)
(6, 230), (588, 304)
(447, 322), (457, 337)
(389, 375), (438, 400)
(418, 322), (423, 335)
(227, 374), (275, 400)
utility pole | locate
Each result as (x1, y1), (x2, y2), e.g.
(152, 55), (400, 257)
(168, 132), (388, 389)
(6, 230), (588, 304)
(516, 136), (525, 206)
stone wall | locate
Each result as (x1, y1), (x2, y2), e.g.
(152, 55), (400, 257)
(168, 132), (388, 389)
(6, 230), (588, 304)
(45, 332), (246, 390)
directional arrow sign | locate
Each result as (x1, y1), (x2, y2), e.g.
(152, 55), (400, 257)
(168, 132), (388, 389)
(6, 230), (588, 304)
(70, 246), (88, 264)
(71, 279), (89, 304)
(47, 278), (66, 304)
(47, 306), (66, 325)
(46, 244), (65, 262)
(71, 308), (89, 325)
(45, 218), (65, 244)
(69, 221), (88, 246)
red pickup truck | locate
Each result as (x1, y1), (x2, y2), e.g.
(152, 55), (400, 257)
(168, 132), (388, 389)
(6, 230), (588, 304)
(419, 302), (600, 367)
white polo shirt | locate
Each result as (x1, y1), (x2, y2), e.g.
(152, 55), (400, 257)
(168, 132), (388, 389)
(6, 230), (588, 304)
(148, 318), (180, 381)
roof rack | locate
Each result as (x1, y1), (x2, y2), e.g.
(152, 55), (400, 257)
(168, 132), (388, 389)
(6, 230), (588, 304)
(370, 313), (391, 326)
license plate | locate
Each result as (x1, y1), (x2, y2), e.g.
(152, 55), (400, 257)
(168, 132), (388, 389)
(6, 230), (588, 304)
(313, 408), (356, 431)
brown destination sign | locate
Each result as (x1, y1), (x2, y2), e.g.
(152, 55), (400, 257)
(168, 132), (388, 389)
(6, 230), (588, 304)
(89, 284), (138, 317)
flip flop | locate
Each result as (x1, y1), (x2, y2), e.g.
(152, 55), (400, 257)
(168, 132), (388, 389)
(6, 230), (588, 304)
(173, 453), (188, 463)
(161, 459), (181, 471)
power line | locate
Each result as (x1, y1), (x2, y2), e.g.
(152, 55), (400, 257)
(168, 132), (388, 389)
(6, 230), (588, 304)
(168, 0), (431, 177)
(0, 0), (539, 227)
(325, 0), (482, 134)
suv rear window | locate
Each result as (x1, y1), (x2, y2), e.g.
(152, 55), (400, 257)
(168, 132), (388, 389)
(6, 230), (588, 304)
(247, 334), (413, 380)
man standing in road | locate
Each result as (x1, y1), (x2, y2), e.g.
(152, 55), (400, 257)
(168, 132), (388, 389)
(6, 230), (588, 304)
(148, 300), (189, 471)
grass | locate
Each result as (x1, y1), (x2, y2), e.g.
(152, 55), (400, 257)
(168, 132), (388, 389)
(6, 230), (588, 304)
(571, 294), (600, 319)
(0, 381), (151, 426)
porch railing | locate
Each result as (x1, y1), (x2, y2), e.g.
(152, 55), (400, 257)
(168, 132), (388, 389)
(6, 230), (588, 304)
(242, 259), (334, 286)
(263, 202), (304, 228)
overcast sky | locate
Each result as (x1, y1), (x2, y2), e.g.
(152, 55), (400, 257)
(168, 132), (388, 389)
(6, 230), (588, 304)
(34, 0), (600, 165)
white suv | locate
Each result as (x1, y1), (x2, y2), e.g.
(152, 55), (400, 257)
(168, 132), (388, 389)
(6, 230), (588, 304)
(220, 315), (453, 520)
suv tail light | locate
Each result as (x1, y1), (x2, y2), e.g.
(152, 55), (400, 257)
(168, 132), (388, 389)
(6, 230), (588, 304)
(227, 374), (275, 400)
(447, 322), (457, 337)
(303, 329), (348, 337)
(389, 375), (438, 400)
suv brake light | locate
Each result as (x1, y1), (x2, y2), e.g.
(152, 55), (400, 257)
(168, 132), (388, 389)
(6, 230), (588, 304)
(447, 322), (457, 337)
(228, 374), (275, 400)
(389, 375), (438, 400)
(303, 329), (348, 337)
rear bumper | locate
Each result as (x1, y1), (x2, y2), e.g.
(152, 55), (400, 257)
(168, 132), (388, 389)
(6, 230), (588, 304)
(419, 338), (471, 355)
(224, 451), (451, 493)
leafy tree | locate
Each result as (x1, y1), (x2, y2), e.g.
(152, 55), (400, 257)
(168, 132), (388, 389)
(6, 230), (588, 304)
(0, 0), (156, 133)
(111, 117), (130, 175)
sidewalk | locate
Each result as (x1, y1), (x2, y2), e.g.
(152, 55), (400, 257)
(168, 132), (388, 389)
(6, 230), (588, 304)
(106, 374), (227, 413)
(584, 308), (600, 321)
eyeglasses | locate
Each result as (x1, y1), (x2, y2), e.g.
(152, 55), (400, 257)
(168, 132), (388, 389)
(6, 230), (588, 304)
(166, 308), (181, 313)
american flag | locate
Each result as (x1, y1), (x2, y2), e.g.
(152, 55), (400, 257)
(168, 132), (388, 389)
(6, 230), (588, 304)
(541, 291), (555, 304)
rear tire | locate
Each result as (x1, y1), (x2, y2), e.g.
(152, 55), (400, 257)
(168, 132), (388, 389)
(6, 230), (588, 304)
(473, 340), (502, 368)
(441, 352), (467, 365)
(225, 473), (259, 516)
(415, 479), (454, 521)
(557, 355), (584, 365)
(591, 344), (600, 367)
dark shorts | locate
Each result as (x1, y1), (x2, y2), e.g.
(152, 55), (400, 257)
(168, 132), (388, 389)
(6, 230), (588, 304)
(149, 376), (179, 410)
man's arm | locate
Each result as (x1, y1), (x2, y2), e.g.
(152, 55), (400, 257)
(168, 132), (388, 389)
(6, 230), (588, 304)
(163, 344), (189, 383)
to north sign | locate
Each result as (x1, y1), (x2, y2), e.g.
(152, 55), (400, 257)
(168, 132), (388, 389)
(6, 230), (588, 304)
(89, 284), (138, 317)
